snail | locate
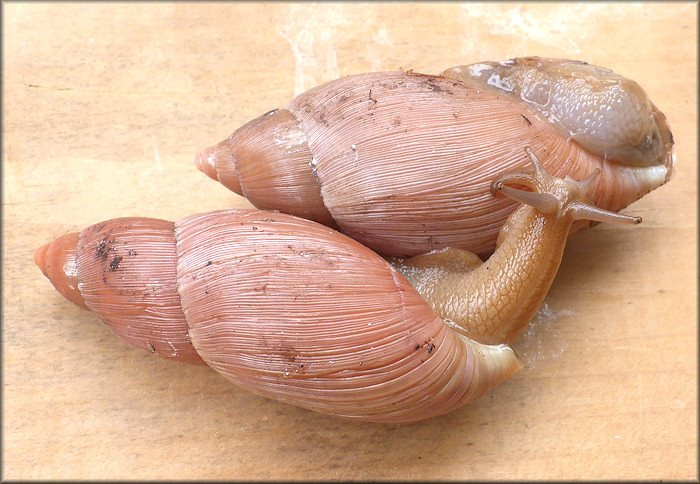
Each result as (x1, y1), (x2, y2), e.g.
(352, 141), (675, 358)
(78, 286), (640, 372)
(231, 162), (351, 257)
(196, 56), (674, 258)
(35, 149), (641, 423)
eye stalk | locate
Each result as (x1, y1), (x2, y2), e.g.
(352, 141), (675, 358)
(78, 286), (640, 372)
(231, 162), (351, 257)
(493, 147), (642, 225)
(492, 182), (559, 216)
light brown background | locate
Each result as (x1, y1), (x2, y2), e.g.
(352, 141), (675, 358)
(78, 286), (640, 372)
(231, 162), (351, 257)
(2, 2), (697, 480)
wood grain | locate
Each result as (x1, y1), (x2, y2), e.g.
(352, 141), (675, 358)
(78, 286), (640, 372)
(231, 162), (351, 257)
(2, 2), (697, 480)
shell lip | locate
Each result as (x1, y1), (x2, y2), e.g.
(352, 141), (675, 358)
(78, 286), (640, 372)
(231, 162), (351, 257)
(650, 102), (676, 183)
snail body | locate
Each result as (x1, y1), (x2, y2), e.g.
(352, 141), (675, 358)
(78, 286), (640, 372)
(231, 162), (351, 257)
(36, 153), (640, 422)
(197, 56), (674, 258)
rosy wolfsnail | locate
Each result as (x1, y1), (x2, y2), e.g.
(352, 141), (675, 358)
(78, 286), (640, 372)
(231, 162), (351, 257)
(35, 150), (641, 423)
(196, 56), (674, 258)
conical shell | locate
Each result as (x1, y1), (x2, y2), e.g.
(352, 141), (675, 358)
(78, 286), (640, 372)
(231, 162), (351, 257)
(197, 58), (675, 258)
(35, 209), (521, 422)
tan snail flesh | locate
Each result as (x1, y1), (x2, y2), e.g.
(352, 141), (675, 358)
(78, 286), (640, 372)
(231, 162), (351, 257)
(35, 150), (640, 423)
(196, 56), (673, 258)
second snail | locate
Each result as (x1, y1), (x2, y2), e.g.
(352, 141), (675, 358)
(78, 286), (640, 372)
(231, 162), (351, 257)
(196, 56), (675, 258)
(36, 148), (643, 423)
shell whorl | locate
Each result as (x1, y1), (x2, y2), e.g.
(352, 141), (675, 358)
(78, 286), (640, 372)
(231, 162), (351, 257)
(174, 209), (521, 423)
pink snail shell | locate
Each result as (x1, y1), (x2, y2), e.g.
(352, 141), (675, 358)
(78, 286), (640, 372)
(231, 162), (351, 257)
(196, 56), (674, 258)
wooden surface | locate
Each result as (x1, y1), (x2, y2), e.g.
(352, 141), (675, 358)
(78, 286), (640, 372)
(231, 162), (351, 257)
(2, 2), (697, 480)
